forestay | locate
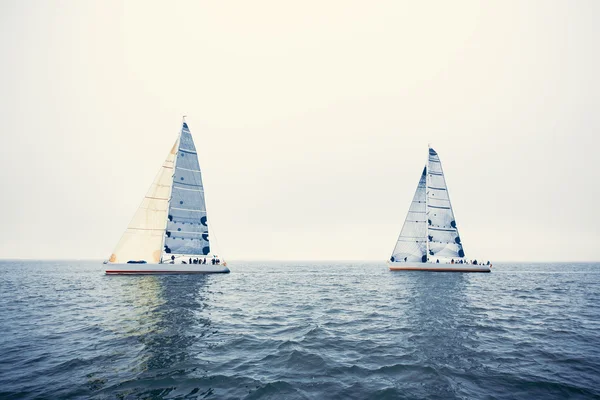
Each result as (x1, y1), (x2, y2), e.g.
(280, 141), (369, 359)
(390, 167), (428, 262)
(163, 122), (211, 257)
(109, 140), (178, 263)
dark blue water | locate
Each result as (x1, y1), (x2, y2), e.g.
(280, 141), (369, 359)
(1, 261), (599, 399)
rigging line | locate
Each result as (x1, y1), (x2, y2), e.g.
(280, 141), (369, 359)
(208, 216), (225, 261)
(425, 148), (432, 259)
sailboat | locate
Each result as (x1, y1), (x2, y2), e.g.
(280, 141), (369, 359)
(388, 147), (490, 272)
(104, 118), (230, 274)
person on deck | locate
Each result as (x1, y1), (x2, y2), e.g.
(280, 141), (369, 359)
(436, 259), (439, 263)
(189, 258), (192, 264)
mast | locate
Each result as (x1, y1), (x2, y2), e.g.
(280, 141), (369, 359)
(425, 146), (430, 261)
(158, 118), (184, 263)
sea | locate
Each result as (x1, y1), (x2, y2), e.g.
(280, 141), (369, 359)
(0, 261), (599, 399)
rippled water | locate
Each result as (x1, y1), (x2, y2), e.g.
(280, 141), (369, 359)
(1, 261), (599, 399)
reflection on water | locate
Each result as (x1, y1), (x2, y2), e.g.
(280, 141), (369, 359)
(403, 273), (474, 363)
(109, 276), (165, 338)
(98, 274), (215, 396)
(388, 272), (488, 396)
(139, 276), (212, 374)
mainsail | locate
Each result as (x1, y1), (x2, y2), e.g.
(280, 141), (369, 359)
(390, 147), (465, 263)
(109, 139), (178, 263)
(163, 122), (211, 257)
(390, 167), (428, 263)
(426, 147), (464, 259)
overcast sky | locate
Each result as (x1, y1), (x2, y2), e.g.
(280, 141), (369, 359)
(1, 1), (598, 261)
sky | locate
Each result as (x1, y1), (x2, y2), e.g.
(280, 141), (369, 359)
(0, 1), (598, 261)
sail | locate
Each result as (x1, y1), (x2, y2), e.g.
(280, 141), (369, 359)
(390, 166), (428, 263)
(426, 147), (465, 259)
(109, 139), (178, 263)
(163, 122), (211, 256)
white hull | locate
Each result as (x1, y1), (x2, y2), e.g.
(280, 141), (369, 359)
(105, 263), (230, 275)
(388, 262), (490, 273)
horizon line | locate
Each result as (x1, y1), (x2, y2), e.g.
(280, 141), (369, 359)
(0, 258), (599, 264)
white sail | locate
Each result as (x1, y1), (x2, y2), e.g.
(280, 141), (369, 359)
(426, 147), (465, 259)
(390, 166), (428, 263)
(163, 122), (211, 257)
(109, 139), (178, 263)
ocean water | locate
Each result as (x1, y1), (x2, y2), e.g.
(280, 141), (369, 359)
(0, 261), (599, 399)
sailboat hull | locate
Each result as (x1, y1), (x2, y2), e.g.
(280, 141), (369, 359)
(105, 264), (230, 275)
(388, 262), (490, 272)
